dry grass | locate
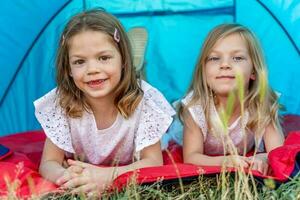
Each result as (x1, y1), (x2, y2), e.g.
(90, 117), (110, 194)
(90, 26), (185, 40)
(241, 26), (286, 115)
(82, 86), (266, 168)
(3, 72), (300, 200)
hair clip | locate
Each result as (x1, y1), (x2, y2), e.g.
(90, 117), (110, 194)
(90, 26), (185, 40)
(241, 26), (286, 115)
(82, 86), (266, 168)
(114, 28), (120, 43)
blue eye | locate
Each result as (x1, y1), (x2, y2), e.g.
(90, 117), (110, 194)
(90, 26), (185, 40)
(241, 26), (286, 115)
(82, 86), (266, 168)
(233, 56), (245, 62)
(207, 56), (219, 62)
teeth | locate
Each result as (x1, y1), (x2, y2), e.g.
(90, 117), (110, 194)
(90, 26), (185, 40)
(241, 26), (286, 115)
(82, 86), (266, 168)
(89, 79), (105, 84)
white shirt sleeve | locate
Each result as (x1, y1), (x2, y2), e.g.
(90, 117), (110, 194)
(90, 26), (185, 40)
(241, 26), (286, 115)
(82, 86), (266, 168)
(134, 81), (176, 152)
(34, 88), (75, 153)
(181, 91), (208, 140)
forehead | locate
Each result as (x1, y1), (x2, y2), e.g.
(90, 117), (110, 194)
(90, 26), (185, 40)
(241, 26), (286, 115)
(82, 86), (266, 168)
(210, 33), (249, 53)
(68, 30), (117, 53)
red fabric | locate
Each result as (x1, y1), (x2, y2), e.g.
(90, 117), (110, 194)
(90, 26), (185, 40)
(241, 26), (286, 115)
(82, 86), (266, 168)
(0, 152), (57, 198)
(0, 125), (299, 197)
(112, 163), (279, 191)
(0, 130), (45, 165)
(112, 131), (300, 189)
(0, 162), (57, 198)
(0, 132), (57, 197)
(268, 131), (300, 180)
(163, 141), (183, 164)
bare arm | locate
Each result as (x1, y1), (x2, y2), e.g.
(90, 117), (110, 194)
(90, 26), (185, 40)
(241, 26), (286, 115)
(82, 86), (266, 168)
(251, 123), (284, 160)
(66, 141), (163, 178)
(182, 109), (248, 167)
(246, 123), (284, 175)
(263, 123), (284, 152)
(39, 138), (66, 182)
(58, 141), (163, 193)
(113, 141), (163, 176)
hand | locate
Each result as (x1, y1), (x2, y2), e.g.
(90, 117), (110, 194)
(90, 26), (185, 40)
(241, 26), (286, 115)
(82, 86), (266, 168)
(246, 154), (269, 175)
(61, 159), (117, 197)
(223, 155), (249, 169)
(56, 164), (83, 186)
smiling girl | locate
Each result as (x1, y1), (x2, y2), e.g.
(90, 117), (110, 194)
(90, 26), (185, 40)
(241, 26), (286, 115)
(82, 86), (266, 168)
(34, 9), (175, 196)
(180, 24), (283, 175)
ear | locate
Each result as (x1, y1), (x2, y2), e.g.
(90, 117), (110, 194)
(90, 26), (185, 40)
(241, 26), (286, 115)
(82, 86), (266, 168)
(250, 71), (256, 80)
(69, 71), (73, 77)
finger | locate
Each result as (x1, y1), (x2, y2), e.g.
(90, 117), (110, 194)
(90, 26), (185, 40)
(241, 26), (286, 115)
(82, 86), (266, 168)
(255, 160), (264, 174)
(262, 163), (269, 176)
(237, 156), (249, 168)
(71, 183), (98, 195)
(62, 160), (69, 168)
(257, 162), (264, 174)
(250, 161), (265, 175)
(245, 157), (254, 165)
(240, 160), (249, 168)
(68, 159), (89, 168)
(87, 187), (104, 199)
(87, 191), (101, 199)
(63, 176), (88, 189)
(56, 172), (79, 185)
(250, 162), (258, 172)
(69, 165), (83, 174)
(232, 159), (249, 168)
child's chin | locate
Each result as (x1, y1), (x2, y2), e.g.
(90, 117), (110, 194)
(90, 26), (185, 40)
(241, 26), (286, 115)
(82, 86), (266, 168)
(215, 88), (235, 97)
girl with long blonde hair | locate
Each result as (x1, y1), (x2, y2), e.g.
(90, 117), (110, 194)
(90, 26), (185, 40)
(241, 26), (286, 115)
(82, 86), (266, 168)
(181, 24), (283, 175)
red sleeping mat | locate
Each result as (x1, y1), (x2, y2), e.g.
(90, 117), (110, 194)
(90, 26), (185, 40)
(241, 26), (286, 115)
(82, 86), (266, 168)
(0, 115), (299, 198)
(114, 132), (300, 190)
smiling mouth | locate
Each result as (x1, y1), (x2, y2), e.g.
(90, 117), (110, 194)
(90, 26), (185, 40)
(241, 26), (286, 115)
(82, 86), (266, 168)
(216, 76), (235, 79)
(87, 79), (107, 86)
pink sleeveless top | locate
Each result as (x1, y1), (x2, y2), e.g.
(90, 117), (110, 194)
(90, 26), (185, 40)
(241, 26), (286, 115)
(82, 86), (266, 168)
(182, 92), (264, 155)
(34, 81), (175, 165)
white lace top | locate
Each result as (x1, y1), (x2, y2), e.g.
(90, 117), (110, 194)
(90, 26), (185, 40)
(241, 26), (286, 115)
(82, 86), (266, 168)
(34, 80), (175, 165)
(182, 92), (264, 155)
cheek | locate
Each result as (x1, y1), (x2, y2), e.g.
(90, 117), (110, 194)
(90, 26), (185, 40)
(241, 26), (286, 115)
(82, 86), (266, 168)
(70, 67), (84, 77)
(109, 63), (122, 76)
(204, 67), (215, 83)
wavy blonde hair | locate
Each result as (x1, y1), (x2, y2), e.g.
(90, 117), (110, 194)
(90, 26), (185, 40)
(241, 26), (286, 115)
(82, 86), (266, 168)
(180, 24), (282, 136)
(56, 9), (143, 118)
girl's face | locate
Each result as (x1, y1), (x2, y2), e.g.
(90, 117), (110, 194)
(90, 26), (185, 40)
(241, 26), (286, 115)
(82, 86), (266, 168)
(68, 30), (122, 103)
(204, 33), (255, 97)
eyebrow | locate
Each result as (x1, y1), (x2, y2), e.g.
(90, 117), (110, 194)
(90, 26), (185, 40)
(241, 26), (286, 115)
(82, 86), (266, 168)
(69, 50), (115, 58)
(209, 49), (248, 54)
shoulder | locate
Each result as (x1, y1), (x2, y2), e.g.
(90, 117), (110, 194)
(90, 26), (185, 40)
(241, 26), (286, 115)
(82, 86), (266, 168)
(133, 80), (175, 152)
(139, 80), (176, 116)
(34, 88), (74, 153)
(181, 91), (194, 106)
(34, 88), (59, 110)
(180, 90), (208, 138)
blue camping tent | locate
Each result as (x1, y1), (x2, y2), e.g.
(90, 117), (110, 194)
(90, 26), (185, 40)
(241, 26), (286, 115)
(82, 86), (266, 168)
(0, 0), (299, 136)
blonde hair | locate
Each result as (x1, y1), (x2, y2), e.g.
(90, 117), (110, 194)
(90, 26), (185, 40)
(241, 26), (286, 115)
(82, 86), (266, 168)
(180, 23), (282, 136)
(56, 9), (143, 118)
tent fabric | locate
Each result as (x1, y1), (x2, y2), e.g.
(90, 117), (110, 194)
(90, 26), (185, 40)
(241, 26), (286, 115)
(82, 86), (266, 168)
(1, 0), (300, 136)
(236, 0), (300, 117)
(0, 0), (71, 103)
(0, 130), (299, 198)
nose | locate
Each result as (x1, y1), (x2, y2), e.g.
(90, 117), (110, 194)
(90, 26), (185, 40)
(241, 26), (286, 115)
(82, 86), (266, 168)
(86, 60), (101, 75)
(219, 58), (231, 70)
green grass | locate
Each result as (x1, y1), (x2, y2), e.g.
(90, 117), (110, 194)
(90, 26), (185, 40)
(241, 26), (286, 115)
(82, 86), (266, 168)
(6, 70), (298, 199)
(38, 172), (300, 200)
